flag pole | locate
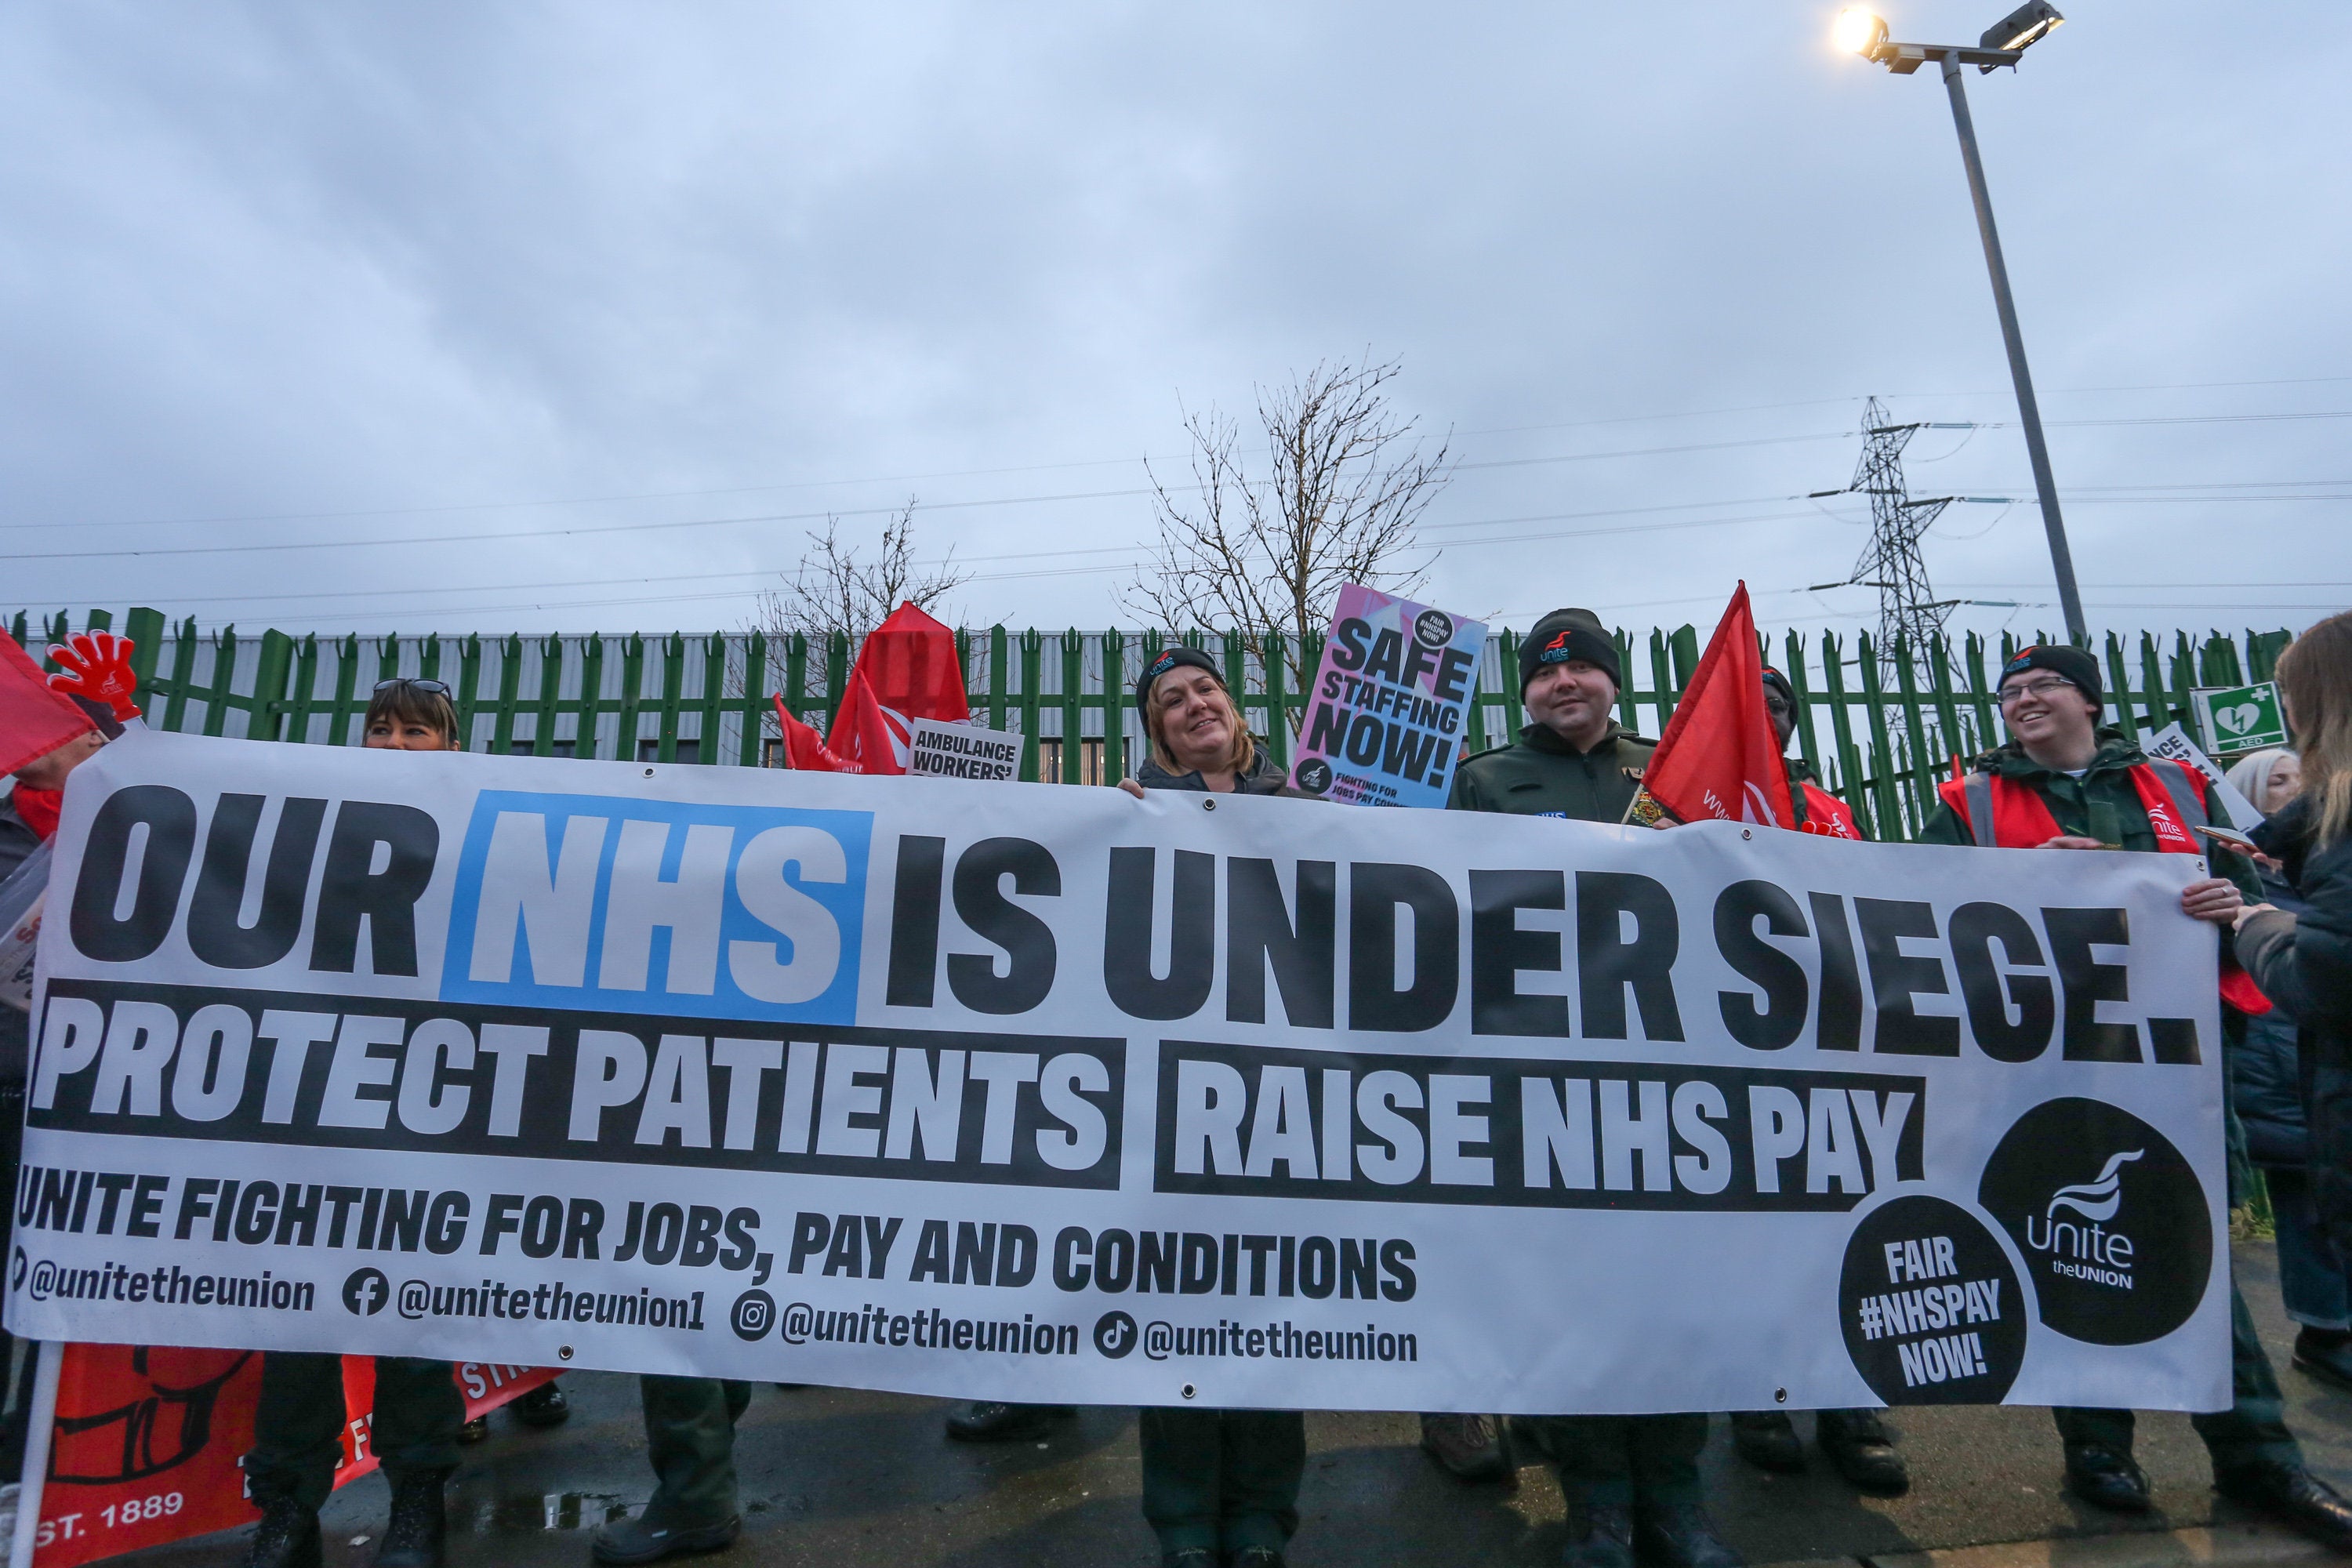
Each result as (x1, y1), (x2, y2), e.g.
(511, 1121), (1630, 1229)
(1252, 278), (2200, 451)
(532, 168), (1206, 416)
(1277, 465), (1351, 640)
(9, 1341), (60, 1568)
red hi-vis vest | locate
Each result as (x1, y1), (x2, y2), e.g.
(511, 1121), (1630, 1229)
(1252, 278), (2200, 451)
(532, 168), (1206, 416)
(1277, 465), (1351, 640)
(1934, 758), (2270, 1015)
(1797, 780), (1861, 840)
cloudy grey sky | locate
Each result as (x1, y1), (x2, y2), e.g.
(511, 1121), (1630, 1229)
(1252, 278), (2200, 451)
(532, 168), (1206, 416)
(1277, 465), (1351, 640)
(4, 2), (2347, 645)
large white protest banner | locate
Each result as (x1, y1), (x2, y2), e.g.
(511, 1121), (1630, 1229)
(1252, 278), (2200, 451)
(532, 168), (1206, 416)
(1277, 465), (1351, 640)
(8, 730), (2228, 1416)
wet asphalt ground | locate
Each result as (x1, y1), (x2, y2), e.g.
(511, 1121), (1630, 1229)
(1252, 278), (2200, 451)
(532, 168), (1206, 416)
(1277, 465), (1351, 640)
(114, 1240), (2352, 1568)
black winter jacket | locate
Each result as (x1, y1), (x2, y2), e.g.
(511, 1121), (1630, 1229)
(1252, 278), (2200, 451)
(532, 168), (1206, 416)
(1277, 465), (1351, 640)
(1134, 745), (1299, 796)
(2234, 866), (2312, 1167)
(2239, 794), (2352, 1248)
(2240, 796), (2352, 1056)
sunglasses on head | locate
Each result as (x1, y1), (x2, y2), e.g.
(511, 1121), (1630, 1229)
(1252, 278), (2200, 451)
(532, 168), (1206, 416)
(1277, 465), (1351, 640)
(373, 678), (453, 697)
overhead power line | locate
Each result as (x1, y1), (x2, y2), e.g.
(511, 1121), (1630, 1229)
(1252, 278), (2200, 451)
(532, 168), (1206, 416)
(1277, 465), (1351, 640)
(12, 373), (2352, 535)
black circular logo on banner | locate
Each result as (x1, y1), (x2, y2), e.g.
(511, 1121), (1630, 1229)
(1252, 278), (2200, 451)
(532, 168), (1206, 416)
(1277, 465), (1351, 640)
(1094, 1311), (1138, 1359)
(1839, 1195), (2025, 1405)
(731, 1290), (776, 1341)
(1292, 757), (1333, 795)
(1977, 1098), (2210, 1345)
(1414, 609), (1454, 648)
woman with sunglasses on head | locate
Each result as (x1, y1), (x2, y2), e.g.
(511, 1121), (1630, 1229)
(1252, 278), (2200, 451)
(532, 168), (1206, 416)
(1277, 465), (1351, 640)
(1117, 648), (1303, 1568)
(244, 679), (560, 1568)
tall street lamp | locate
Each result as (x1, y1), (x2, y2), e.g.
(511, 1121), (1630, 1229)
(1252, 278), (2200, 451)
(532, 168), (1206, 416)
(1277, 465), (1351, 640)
(1836, 2), (2088, 644)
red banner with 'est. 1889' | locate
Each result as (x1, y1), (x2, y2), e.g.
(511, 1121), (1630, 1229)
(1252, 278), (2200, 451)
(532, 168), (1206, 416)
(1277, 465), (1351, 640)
(31, 1345), (556, 1568)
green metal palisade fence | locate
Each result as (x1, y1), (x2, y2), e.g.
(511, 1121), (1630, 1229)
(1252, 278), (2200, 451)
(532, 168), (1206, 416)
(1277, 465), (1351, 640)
(9, 607), (2293, 844)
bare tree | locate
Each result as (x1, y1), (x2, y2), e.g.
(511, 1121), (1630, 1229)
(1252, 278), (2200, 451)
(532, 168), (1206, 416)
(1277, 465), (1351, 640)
(753, 499), (971, 650)
(1124, 357), (1451, 717)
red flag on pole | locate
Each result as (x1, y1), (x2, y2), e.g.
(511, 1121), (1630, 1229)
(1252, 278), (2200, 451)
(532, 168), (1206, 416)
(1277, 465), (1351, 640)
(0, 630), (97, 780)
(771, 696), (856, 771)
(826, 668), (906, 775)
(826, 602), (969, 764)
(1628, 583), (1795, 829)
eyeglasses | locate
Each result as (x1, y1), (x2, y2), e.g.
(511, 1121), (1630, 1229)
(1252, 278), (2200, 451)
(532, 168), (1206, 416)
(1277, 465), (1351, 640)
(373, 678), (453, 697)
(1762, 695), (1793, 715)
(1998, 677), (2077, 707)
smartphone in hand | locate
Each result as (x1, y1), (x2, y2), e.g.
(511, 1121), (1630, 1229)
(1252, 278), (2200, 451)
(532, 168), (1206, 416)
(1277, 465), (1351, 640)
(2195, 823), (2261, 855)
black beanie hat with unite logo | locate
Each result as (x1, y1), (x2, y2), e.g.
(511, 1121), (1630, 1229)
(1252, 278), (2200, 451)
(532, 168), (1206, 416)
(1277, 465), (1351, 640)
(1519, 608), (1621, 695)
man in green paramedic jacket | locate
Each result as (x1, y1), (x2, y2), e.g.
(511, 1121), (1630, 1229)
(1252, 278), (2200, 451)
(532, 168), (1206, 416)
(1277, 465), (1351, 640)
(1439, 608), (1740, 1568)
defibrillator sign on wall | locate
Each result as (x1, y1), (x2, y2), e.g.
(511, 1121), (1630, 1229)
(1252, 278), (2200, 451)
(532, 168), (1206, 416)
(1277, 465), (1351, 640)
(2191, 681), (2287, 756)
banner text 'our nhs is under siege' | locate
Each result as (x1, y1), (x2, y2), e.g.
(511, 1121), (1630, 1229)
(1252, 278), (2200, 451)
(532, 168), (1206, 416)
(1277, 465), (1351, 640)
(27, 750), (2214, 1210)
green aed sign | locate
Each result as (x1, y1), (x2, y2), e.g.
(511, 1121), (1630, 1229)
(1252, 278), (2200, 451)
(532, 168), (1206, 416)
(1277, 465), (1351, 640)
(2194, 681), (2288, 754)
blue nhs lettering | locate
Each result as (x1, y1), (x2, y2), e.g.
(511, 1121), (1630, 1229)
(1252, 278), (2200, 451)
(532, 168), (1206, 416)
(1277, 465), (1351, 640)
(440, 792), (872, 1023)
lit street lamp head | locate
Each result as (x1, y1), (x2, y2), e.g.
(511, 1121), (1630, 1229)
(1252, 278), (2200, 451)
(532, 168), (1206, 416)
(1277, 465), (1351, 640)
(1831, 3), (2061, 73)
(1834, 9), (1888, 56)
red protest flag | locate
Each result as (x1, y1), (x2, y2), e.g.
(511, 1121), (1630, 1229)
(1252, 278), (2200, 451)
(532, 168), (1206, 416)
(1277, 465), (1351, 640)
(827, 667), (907, 775)
(1628, 583), (1795, 829)
(828, 602), (969, 757)
(0, 630), (98, 779)
(771, 695), (857, 771)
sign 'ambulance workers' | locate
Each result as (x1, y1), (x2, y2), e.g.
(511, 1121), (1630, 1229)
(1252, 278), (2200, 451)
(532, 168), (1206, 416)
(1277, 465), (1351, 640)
(906, 719), (1020, 782)
(10, 728), (2230, 1419)
(1289, 585), (1486, 808)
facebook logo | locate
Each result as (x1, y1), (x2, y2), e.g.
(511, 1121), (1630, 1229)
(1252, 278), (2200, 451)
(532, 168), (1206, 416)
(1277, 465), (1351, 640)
(439, 791), (872, 1024)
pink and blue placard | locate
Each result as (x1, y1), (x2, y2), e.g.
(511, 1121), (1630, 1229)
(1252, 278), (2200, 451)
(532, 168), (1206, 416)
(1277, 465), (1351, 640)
(1287, 584), (1486, 808)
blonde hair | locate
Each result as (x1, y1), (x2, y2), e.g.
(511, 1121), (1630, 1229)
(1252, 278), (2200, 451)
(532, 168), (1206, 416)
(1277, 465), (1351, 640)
(2276, 612), (2352, 846)
(1144, 669), (1256, 779)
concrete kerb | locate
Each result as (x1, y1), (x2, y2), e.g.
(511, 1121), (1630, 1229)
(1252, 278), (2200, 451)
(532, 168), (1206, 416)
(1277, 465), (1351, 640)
(1842, 1522), (2344, 1568)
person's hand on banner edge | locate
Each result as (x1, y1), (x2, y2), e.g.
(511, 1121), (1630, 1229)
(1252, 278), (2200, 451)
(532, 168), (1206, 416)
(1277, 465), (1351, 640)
(2035, 834), (2108, 851)
(1117, 778), (1146, 799)
(45, 630), (142, 720)
(2181, 877), (2243, 927)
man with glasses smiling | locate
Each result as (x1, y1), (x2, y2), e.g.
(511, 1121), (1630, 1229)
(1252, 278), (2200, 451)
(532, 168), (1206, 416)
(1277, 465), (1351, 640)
(1916, 645), (2352, 1548)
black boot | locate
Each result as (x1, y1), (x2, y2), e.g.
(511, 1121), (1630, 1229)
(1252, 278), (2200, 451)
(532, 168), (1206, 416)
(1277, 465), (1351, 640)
(1560, 1500), (1636, 1568)
(513, 1381), (570, 1428)
(2292, 1328), (2352, 1394)
(1634, 1501), (1744, 1568)
(1817, 1410), (1908, 1495)
(1729, 1412), (1803, 1474)
(2216, 1461), (2352, 1551)
(1420, 1413), (1514, 1483)
(2062, 1445), (2151, 1513)
(245, 1497), (321, 1568)
(376, 1468), (450, 1568)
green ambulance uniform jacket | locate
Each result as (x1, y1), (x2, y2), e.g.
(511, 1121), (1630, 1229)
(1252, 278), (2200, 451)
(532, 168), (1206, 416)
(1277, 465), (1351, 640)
(1446, 720), (1655, 822)
(1914, 731), (2261, 902)
(1917, 729), (2263, 1203)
